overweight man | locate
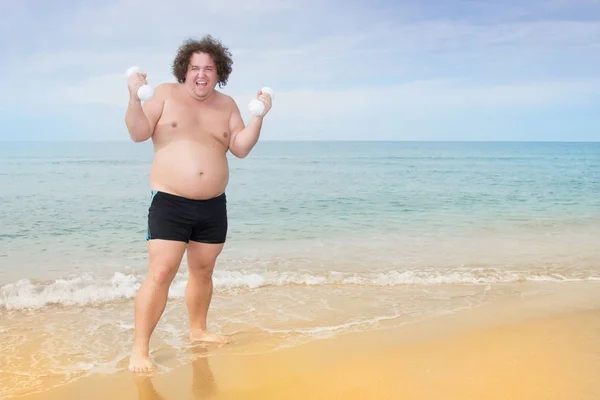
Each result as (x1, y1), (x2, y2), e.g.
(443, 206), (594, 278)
(124, 35), (272, 373)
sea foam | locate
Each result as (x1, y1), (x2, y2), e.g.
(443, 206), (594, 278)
(2, 268), (598, 310)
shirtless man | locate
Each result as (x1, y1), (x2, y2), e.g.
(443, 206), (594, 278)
(124, 35), (272, 373)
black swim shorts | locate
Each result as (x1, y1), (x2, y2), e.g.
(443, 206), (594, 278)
(146, 190), (228, 244)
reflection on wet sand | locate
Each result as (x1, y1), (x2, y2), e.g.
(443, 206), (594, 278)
(134, 345), (217, 400)
(133, 375), (166, 400)
(190, 346), (218, 399)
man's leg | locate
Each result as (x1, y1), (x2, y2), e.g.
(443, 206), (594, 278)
(129, 239), (187, 373)
(185, 240), (228, 343)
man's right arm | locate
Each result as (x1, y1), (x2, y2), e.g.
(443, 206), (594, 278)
(125, 84), (167, 142)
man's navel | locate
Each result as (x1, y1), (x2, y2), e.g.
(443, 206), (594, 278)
(171, 121), (178, 128)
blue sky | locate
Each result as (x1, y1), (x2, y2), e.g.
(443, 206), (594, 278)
(1, 0), (599, 141)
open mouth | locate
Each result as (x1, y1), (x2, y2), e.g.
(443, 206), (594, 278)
(195, 81), (207, 88)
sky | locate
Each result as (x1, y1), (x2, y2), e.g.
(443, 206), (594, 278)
(0, 0), (599, 142)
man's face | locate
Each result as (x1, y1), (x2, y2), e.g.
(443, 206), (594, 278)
(185, 52), (218, 99)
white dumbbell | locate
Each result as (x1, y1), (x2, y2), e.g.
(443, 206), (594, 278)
(126, 66), (154, 101)
(249, 87), (275, 116)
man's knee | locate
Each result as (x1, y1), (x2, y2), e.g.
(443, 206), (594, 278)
(150, 264), (179, 286)
(188, 257), (217, 280)
(187, 242), (223, 280)
(146, 239), (187, 285)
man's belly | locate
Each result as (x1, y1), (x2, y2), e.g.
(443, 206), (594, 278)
(149, 141), (229, 200)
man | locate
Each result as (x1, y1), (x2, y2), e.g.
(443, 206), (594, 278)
(124, 35), (272, 373)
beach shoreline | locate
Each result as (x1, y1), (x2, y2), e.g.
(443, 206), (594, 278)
(10, 281), (600, 400)
(2, 141), (598, 399)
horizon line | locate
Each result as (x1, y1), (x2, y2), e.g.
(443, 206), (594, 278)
(1, 139), (599, 144)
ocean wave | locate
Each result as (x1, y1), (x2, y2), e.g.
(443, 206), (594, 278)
(1, 268), (599, 311)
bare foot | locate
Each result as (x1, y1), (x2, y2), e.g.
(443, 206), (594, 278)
(128, 352), (154, 374)
(190, 329), (230, 344)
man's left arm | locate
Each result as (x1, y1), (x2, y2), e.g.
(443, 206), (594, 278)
(228, 92), (272, 158)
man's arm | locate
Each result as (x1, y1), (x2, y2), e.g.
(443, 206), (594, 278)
(125, 84), (167, 142)
(228, 93), (271, 158)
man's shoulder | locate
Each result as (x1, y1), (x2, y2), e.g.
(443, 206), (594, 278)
(155, 82), (178, 93)
(157, 82), (178, 88)
(215, 91), (238, 109)
(145, 83), (177, 102)
(215, 90), (234, 102)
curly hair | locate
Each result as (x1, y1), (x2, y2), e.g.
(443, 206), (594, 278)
(171, 35), (233, 88)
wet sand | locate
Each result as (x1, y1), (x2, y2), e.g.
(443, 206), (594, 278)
(13, 295), (600, 400)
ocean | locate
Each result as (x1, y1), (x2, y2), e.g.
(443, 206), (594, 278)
(1, 140), (599, 398)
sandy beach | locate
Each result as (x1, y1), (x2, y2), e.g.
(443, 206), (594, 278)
(2, 141), (599, 399)
(11, 281), (600, 400)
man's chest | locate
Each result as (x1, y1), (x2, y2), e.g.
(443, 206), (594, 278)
(159, 100), (231, 143)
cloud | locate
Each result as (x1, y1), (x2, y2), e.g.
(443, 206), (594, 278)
(56, 0), (314, 46)
(8, 72), (598, 114)
(5, 12), (599, 83)
(2, 77), (597, 142)
(5, 16), (599, 97)
(257, 79), (600, 132)
(1, 0), (599, 141)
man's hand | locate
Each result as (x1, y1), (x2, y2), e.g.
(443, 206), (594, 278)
(255, 89), (273, 116)
(128, 72), (148, 101)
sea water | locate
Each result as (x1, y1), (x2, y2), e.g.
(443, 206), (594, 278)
(1, 141), (599, 397)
